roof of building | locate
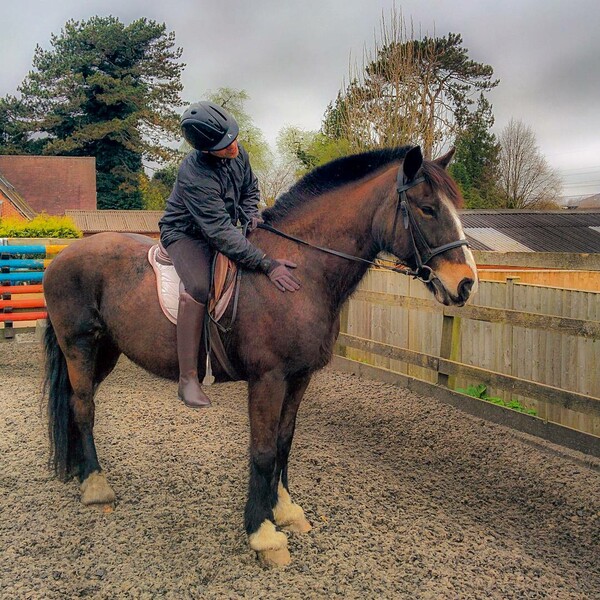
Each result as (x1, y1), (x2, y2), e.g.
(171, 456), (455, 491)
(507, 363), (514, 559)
(0, 172), (37, 219)
(65, 210), (162, 234)
(460, 210), (600, 253)
(63, 208), (600, 254)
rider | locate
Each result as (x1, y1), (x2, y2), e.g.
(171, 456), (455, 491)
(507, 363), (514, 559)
(159, 101), (300, 409)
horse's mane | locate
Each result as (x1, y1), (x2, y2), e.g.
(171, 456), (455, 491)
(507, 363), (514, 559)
(263, 146), (462, 224)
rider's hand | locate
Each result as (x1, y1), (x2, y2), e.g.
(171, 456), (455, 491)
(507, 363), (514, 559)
(263, 258), (301, 292)
(248, 216), (264, 232)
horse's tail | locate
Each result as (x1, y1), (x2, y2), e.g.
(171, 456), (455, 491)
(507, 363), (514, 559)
(43, 317), (80, 481)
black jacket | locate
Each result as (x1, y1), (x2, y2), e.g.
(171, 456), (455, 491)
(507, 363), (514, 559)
(159, 145), (264, 269)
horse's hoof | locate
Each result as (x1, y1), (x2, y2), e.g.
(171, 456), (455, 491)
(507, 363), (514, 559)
(80, 471), (116, 506)
(273, 484), (312, 533)
(282, 516), (312, 534)
(258, 547), (292, 567)
(248, 520), (288, 552)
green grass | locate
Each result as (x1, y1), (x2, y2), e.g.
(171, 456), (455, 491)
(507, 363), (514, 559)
(456, 383), (537, 416)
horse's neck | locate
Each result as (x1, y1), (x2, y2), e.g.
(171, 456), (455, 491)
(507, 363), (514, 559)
(284, 188), (381, 309)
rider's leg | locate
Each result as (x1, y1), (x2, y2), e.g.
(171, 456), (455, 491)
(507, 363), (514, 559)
(163, 236), (213, 408)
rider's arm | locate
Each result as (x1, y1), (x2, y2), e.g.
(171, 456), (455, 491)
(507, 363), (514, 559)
(179, 175), (265, 270)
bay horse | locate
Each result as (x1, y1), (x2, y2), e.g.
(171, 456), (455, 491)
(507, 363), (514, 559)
(43, 145), (477, 566)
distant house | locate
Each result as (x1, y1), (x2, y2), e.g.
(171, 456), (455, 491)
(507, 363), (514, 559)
(577, 194), (600, 210)
(65, 210), (162, 238)
(0, 172), (36, 220)
(0, 155), (96, 215)
(460, 210), (600, 253)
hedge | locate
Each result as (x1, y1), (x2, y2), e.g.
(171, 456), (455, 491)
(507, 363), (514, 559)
(0, 214), (82, 238)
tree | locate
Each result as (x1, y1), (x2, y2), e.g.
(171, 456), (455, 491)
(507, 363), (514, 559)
(205, 88), (271, 172)
(324, 9), (498, 158)
(139, 164), (177, 210)
(450, 95), (501, 208)
(277, 125), (351, 176)
(0, 16), (184, 209)
(497, 119), (562, 209)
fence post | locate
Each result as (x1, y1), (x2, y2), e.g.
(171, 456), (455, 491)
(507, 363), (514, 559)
(438, 311), (461, 388)
(502, 276), (520, 399)
(337, 301), (349, 358)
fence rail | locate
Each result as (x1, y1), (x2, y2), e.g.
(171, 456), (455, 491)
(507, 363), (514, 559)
(335, 267), (600, 439)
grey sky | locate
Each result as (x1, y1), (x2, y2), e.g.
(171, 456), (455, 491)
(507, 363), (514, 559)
(2, 0), (600, 196)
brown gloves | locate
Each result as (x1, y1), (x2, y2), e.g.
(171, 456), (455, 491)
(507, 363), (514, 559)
(248, 216), (264, 232)
(260, 257), (301, 292)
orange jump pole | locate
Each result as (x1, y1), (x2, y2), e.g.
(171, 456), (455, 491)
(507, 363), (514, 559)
(0, 298), (46, 309)
(0, 284), (44, 295)
(0, 311), (48, 322)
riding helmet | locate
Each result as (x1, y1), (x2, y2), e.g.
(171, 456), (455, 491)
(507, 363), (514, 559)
(180, 101), (239, 151)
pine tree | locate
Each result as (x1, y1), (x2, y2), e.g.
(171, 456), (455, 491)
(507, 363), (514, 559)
(1, 16), (184, 209)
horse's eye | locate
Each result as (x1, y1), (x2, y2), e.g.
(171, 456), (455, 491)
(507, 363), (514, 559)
(421, 206), (436, 217)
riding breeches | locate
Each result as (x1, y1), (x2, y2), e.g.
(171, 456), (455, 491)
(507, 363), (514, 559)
(164, 236), (213, 303)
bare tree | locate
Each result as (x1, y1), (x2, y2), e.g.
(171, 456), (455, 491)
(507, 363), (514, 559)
(324, 8), (498, 158)
(498, 119), (562, 209)
(256, 158), (298, 207)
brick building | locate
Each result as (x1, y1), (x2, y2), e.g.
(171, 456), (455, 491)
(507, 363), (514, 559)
(0, 155), (96, 215)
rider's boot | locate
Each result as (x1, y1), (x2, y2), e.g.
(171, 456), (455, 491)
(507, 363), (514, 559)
(176, 291), (212, 408)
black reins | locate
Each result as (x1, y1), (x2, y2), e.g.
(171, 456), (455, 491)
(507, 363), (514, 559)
(257, 167), (470, 283)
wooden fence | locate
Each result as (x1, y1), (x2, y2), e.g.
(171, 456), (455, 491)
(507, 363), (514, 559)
(335, 267), (600, 442)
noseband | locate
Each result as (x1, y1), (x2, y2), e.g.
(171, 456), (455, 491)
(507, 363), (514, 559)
(394, 170), (470, 283)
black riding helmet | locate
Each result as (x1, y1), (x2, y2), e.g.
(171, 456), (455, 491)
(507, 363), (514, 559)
(180, 101), (239, 151)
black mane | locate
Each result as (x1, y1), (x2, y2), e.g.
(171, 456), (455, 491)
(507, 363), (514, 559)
(263, 146), (412, 223)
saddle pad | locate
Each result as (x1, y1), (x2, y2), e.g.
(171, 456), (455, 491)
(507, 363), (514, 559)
(147, 244), (238, 325)
(148, 244), (180, 324)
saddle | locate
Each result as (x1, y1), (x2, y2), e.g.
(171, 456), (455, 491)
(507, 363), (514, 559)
(147, 243), (241, 381)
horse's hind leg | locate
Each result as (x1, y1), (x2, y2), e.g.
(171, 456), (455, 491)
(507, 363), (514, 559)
(66, 337), (120, 506)
(273, 373), (312, 534)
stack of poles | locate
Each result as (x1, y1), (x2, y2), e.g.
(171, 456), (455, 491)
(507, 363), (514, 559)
(0, 243), (66, 339)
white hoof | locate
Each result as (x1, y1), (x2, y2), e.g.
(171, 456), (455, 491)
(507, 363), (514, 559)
(80, 471), (116, 506)
(248, 520), (288, 552)
(258, 546), (292, 567)
(273, 483), (312, 533)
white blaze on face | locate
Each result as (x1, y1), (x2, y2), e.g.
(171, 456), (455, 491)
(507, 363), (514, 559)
(439, 193), (479, 294)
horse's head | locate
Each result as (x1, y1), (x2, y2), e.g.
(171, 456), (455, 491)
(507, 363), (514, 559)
(379, 146), (478, 306)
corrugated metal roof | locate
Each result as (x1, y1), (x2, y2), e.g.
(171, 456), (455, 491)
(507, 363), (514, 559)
(65, 210), (162, 233)
(459, 210), (600, 229)
(458, 210), (600, 253)
(464, 228), (533, 252)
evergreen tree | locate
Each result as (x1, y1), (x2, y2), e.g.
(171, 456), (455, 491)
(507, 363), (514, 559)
(0, 16), (184, 209)
(450, 95), (501, 208)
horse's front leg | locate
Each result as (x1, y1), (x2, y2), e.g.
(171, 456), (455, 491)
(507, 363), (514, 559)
(245, 370), (290, 566)
(273, 373), (312, 534)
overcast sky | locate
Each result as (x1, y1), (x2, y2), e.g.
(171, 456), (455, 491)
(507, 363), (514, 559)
(2, 0), (600, 196)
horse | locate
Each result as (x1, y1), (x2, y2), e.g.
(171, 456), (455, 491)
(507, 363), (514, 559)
(42, 145), (478, 566)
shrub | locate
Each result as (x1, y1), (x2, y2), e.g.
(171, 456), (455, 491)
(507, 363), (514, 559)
(0, 214), (82, 238)
(456, 383), (537, 416)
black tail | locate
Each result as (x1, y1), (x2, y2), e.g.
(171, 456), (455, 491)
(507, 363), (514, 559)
(43, 318), (82, 480)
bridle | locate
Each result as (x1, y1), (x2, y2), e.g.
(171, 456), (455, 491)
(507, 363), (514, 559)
(394, 171), (470, 283)
(255, 166), (470, 284)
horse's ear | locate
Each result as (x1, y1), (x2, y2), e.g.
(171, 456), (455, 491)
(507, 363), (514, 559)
(434, 147), (456, 170)
(403, 145), (423, 181)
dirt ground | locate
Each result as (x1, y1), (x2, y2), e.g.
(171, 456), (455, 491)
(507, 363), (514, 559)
(1, 336), (599, 600)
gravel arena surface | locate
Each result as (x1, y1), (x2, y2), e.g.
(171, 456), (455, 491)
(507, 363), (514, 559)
(1, 336), (599, 599)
